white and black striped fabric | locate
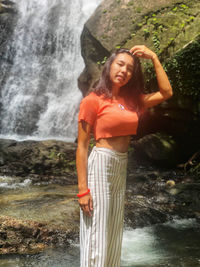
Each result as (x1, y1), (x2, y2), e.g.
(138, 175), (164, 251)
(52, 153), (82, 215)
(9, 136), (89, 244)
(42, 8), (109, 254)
(80, 146), (128, 267)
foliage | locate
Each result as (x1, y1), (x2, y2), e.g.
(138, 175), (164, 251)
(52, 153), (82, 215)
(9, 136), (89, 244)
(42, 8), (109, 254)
(165, 36), (200, 100)
(127, 1), (134, 6)
(143, 28), (150, 39)
(97, 56), (108, 66)
(189, 163), (200, 178)
(152, 32), (160, 51)
(143, 36), (200, 101)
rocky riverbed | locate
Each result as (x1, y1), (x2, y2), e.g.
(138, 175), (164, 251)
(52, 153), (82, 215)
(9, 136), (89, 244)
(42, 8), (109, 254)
(0, 139), (199, 255)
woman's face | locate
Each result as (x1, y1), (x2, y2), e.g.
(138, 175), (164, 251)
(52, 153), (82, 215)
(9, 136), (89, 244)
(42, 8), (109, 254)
(109, 53), (134, 88)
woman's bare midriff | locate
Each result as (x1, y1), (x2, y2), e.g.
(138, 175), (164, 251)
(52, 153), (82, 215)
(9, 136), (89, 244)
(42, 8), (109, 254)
(96, 135), (131, 153)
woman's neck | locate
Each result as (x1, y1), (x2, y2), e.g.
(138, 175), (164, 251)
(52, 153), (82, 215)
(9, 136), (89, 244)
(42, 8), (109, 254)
(112, 86), (120, 99)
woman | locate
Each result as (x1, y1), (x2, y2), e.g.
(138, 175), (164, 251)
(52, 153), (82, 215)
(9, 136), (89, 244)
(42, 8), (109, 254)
(76, 45), (173, 267)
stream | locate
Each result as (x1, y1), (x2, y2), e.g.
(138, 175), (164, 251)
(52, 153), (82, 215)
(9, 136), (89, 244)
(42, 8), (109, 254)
(0, 218), (199, 266)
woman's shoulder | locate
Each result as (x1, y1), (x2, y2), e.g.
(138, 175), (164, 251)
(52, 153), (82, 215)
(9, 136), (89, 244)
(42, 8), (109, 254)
(79, 91), (102, 112)
(82, 91), (101, 103)
(86, 91), (99, 98)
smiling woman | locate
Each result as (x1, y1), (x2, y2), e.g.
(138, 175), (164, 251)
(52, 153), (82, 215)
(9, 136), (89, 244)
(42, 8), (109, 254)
(76, 45), (173, 267)
(109, 53), (134, 87)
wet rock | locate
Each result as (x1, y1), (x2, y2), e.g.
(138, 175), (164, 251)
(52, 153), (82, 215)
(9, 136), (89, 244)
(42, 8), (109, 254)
(125, 200), (170, 228)
(125, 160), (200, 228)
(0, 230), (7, 240)
(132, 132), (180, 167)
(0, 0), (16, 14)
(0, 179), (80, 255)
(0, 215), (77, 254)
(0, 139), (77, 184)
(166, 180), (176, 188)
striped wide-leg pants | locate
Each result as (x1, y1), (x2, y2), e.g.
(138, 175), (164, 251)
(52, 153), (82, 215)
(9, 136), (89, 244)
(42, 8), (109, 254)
(80, 146), (128, 267)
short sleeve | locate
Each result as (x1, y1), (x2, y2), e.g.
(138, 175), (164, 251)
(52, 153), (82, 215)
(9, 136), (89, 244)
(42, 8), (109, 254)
(78, 92), (99, 126)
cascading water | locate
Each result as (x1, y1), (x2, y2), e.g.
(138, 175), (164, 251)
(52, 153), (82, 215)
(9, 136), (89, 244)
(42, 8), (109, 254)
(0, 0), (101, 141)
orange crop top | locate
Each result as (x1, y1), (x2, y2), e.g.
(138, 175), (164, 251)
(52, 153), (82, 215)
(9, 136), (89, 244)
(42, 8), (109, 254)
(78, 92), (139, 140)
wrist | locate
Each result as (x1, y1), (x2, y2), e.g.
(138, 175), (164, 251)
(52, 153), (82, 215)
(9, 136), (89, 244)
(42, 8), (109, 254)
(78, 182), (88, 192)
(151, 53), (158, 61)
(78, 186), (88, 193)
(77, 188), (90, 198)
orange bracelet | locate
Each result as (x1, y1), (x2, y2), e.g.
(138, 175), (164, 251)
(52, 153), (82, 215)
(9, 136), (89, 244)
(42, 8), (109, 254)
(77, 189), (90, 198)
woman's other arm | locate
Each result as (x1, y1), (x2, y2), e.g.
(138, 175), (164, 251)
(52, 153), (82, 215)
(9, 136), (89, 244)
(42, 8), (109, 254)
(76, 121), (93, 217)
(130, 45), (173, 108)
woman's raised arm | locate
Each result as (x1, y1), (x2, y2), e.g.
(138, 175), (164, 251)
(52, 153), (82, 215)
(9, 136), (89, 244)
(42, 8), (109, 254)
(130, 45), (173, 108)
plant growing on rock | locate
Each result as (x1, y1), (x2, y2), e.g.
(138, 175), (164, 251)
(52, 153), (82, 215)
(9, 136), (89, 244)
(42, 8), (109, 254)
(97, 56), (108, 66)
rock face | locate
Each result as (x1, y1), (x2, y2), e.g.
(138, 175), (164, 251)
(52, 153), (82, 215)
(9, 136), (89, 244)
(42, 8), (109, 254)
(79, 0), (200, 163)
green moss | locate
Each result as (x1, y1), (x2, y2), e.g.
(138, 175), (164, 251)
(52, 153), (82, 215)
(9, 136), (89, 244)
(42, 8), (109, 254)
(137, 23), (143, 28)
(143, 28), (150, 39)
(136, 7), (142, 13)
(49, 151), (56, 159)
(165, 36), (200, 100)
(180, 4), (189, 10)
(68, 160), (76, 166)
(127, 1), (134, 6)
(101, 34), (108, 40)
(112, 16), (119, 21)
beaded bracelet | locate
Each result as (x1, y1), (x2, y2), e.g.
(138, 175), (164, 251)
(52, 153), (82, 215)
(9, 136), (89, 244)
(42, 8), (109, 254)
(77, 189), (90, 198)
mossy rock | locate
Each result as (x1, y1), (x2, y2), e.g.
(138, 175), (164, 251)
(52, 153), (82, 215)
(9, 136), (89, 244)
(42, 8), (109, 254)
(133, 132), (180, 167)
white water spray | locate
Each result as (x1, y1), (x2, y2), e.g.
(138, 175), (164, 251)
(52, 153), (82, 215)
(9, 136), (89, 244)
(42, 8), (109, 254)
(0, 0), (101, 141)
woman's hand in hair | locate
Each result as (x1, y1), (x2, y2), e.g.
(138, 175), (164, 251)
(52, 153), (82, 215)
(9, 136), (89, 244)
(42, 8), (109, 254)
(130, 45), (157, 60)
(130, 45), (173, 108)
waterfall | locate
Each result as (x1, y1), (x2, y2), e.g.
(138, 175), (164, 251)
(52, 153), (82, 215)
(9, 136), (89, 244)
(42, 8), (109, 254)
(0, 0), (101, 141)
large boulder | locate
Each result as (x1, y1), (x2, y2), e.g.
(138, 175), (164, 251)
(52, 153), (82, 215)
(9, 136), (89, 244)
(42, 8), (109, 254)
(132, 132), (180, 167)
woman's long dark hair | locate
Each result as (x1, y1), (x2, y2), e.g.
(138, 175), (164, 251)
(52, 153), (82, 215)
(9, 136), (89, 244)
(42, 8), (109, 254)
(93, 48), (144, 111)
